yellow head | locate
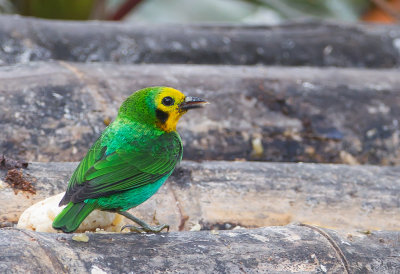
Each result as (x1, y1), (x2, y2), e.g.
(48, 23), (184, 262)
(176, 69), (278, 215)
(119, 86), (208, 132)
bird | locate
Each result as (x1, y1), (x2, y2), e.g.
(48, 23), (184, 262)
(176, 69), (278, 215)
(52, 86), (207, 233)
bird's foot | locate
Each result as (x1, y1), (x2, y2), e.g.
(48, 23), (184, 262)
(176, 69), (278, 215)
(118, 210), (169, 233)
(121, 224), (169, 233)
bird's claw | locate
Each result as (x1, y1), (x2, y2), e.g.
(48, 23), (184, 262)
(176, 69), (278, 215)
(121, 224), (169, 233)
(121, 224), (144, 233)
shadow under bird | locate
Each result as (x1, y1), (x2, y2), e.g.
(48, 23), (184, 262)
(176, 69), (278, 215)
(52, 87), (208, 233)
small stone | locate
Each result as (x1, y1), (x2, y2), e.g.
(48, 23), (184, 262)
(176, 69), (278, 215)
(72, 233), (89, 242)
(103, 117), (111, 126)
(251, 135), (264, 158)
(190, 223), (201, 231)
(305, 146), (315, 155)
(340, 151), (359, 165)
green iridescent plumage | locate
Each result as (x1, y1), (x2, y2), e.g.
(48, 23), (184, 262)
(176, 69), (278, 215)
(52, 87), (207, 233)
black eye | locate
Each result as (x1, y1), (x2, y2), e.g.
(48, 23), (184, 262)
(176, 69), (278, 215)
(162, 96), (174, 106)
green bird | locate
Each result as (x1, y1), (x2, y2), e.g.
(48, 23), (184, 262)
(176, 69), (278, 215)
(52, 87), (207, 233)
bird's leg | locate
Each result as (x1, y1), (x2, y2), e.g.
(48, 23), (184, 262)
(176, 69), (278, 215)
(118, 211), (169, 233)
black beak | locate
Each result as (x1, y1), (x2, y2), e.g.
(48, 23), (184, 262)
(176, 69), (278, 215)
(179, 96), (208, 110)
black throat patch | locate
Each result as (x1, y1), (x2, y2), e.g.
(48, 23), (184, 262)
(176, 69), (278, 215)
(156, 109), (169, 124)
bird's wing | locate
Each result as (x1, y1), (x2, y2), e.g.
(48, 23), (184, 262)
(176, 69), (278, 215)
(59, 131), (182, 205)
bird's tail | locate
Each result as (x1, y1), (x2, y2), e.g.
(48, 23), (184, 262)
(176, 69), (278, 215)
(52, 202), (97, 233)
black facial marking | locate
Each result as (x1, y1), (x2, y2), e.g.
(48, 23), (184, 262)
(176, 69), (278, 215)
(156, 109), (169, 124)
(162, 96), (174, 106)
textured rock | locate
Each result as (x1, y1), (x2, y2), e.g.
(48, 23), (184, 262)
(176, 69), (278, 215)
(1, 161), (399, 231)
(1, 225), (399, 273)
(0, 16), (400, 67)
(1, 62), (400, 164)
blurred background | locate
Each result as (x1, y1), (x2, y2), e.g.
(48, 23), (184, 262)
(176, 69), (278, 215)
(1, 0), (400, 24)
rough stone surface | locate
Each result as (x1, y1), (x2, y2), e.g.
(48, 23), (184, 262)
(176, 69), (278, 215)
(1, 15), (399, 273)
(1, 161), (399, 232)
(1, 62), (400, 164)
(1, 225), (399, 273)
(1, 16), (400, 68)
